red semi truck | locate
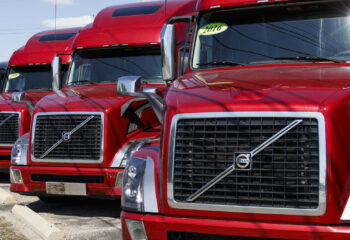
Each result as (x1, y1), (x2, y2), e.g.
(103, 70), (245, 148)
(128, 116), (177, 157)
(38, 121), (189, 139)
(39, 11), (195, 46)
(121, 0), (350, 239)
(10, 1), (196, 200)
(0, 28), (79, 173)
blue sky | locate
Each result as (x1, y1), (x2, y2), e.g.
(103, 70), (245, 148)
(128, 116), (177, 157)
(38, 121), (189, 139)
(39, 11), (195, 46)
(0, 0), (147, 62)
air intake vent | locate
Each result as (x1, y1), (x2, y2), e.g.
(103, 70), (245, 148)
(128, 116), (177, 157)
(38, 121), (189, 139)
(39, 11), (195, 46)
(168, 112), (326, 216)
(0, 112), (20, 145)
(32, 113), (103, 163)
(39, 33), (76, 42)
(112, 5), (163, 17)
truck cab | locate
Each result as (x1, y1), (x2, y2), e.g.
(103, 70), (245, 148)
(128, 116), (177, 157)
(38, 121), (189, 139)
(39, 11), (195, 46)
(10, 1), (196, 199)
(0, 28), (79, 173)
(121, 0), (350, 239)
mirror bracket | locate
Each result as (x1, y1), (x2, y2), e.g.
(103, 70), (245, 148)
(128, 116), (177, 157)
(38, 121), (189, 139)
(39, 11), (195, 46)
(11, 92), (34, 115)
(117, 76), (164, 123)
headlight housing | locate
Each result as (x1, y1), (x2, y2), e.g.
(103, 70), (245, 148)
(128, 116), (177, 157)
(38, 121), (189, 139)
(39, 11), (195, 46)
(11, 136), (29, 166)
(121, 157), (146, 212)
(112, 140), (150, 168)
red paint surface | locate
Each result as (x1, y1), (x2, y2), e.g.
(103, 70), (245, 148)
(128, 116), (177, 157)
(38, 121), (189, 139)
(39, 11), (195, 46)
(0, 28), (80, 171)
(8, 27), (80, 66)
(12, 1), (196, 197)
(121, 62), (350, 238)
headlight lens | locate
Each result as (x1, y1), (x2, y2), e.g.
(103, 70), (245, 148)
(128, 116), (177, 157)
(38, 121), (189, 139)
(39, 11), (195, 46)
(11, 137), (29, 165)
(121, 157), (146, 212)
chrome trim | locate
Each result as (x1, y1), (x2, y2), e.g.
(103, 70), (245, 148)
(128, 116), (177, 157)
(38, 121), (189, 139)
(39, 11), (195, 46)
(144, 156), (159, 213)
(117, 76), (142, 95)
(167, 112), (327, 216)
(186, 119), (303, 202)
(161, 24), (177, 81)
(0, 111), (21, 147)
(31, 112), (104, 163)
(143, 88), (157, 94)
(111, 138), (153, 168)
(19, 141), (29, 166)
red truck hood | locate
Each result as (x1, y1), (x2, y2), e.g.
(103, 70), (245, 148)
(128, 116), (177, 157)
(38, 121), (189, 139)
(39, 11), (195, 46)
(31, 83), (161, 168)
(163, 63), (350, 224)
(172, 63), (350, 113)
(0, 91), (50, 111)
(34, 83), (133, 113)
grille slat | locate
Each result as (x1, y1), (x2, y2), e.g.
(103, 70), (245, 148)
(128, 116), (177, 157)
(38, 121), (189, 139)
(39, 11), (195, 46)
(0, 112), (19, 145)
(33, 114), (103, 161)
(172, 117), (320, 210)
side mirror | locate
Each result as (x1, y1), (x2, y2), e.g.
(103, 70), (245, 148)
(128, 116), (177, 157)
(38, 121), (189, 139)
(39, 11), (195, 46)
(51, 56), (62, 92)
(11, 92), (34, 115)
(117, 76), (164, 123)
(117, 76), (142, 95)
(161, 24), (176, 82)
(11, 92), (25, 103)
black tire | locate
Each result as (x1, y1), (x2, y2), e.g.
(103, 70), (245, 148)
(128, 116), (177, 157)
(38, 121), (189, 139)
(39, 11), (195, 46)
(38, 196), (58, 203)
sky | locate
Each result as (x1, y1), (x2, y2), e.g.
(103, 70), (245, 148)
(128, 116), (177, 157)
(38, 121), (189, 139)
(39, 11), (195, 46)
(0, 0), (150, 62)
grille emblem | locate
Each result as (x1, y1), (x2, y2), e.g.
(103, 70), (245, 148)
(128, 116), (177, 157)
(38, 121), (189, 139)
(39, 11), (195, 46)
(185, 119), (303, 202)
(39, 115), (95, 159)
(62, 132), (71, 141)
(234, 153), (251, 170)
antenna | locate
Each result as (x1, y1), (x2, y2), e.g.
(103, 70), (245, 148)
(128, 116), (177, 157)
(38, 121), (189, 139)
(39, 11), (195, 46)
(54, 0), (57, 54)
(164, 0), (167, 20)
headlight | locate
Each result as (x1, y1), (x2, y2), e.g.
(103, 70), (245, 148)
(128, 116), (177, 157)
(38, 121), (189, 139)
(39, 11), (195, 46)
(11, 137), (29, 166)
(121, 157), (146, 212)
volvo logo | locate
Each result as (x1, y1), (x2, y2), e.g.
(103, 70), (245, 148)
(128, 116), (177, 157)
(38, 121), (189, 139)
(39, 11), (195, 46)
(62, 132), (71, 141)
(234, 153), (252, 170)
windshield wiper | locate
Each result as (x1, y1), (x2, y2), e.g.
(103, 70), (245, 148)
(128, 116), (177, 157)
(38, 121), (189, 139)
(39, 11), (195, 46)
(274, 56), (345, 63)
(70, 80), (97, 86)
(27, 88), (51, 91)
(8, 89), (22, 92)
(197, 61), (245, 67)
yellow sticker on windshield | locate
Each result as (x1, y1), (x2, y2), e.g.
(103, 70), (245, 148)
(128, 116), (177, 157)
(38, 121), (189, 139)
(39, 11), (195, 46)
(8, 73), (20, 79)
(199, 23), (228, 36)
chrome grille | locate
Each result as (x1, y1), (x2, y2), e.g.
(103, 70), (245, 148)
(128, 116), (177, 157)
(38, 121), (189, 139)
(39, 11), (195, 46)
(169, 112), (325, 214)
(32, 113), (103, 162)
(0, 112), (20, 145)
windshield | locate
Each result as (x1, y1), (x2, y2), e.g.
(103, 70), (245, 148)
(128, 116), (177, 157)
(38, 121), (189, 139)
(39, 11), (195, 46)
(4, 65), (68, 92)
(67, 47), (162, 86)
(193, 1), (350, 69)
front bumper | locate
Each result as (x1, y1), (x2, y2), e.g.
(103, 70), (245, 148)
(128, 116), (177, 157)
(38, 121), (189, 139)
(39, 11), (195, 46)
(0, 148), (12, 172)
(121, 211), (350, 240)
(10, 166), (124, 198)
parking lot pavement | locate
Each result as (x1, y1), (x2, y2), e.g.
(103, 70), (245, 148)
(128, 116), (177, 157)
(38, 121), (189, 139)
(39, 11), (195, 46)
(0, 216), (27, 240)
(0, 173), (122, 240)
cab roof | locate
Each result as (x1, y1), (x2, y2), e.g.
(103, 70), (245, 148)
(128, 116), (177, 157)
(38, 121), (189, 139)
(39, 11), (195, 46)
(72, 0), (197, 50)
(197, 0), (296, 11)
(9, 27), (80, 67)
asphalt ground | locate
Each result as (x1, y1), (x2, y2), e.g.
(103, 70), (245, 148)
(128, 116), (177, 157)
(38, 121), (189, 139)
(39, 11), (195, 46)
(0, 216), (27, 240)
(0, 173), (122, 240)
